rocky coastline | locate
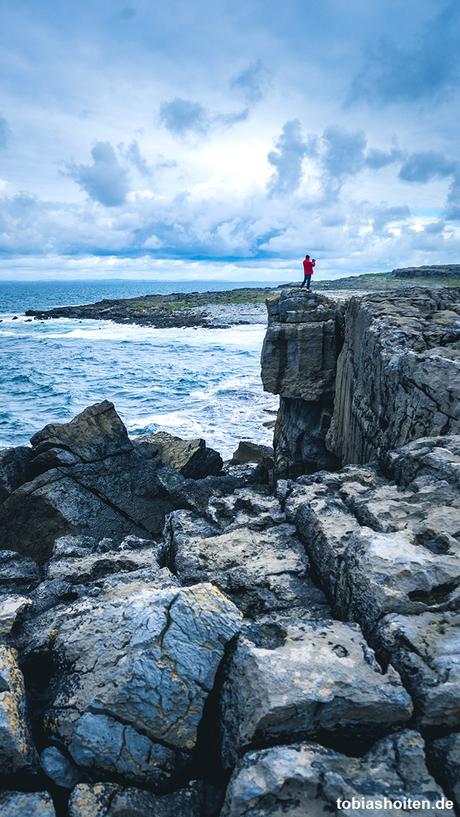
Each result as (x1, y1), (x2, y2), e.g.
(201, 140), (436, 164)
(0, 283), (459, 816)
(24, 265), (460, 330)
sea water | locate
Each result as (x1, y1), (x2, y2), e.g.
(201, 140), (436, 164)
(0, 280), (278, 458)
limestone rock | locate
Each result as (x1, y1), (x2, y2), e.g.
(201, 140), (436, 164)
(0, 550), (40, 596)
(0, 453), (205, 563)
(0, 595), (32, 638)
(326, 288), (460, 464)
(230, 440), (273, 466)
(169, 520), (327, 618)
(138, 431), (223, 478)
(221, 731), (449, 817)
(383, 433), (460, 489)
(40, 745), (81, 788)
(206, 487), (286, 530)
(0, 645), (37, 774)
(22, 582), (241, 785)
(261, 291), (343, 477)
(30, 400), (133, 465)
(0, 792), (55, 817)
(0, 446), (31, 501)
(220, 618), (412, 769)
(376, 610), (460, 729)
(69, 711), (176, 787)
(262, 288), (460, 474)
(261, 292), (341, 401)
(68, 782), (203, 817)
(290, 438), (460, 728)
(273, 396), (338, 477)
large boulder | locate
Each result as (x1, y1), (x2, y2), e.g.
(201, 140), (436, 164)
(0, 451), (174, 561)
(230, 440), (273, 466)
(138, 431), (223, 478)
(0, 403), (220, 562)
(29, 400), (132, 468)
(221, 731), (450, 817)
(68, 782), (203, 817)
(0, 645), (37, 775)
(220, 618), (412, 769)
(20, 582), (241, 787)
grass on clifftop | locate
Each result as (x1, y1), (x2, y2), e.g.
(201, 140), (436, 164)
(127, 288), (273, 312)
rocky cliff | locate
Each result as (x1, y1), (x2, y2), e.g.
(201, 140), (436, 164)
(0, 286), (459, 817)
(262, 286), (460, 473)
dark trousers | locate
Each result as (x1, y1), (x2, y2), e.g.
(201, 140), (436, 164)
(300, 275), (311, 289)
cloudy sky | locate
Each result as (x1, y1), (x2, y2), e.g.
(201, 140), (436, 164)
(0, 0), (459, 280)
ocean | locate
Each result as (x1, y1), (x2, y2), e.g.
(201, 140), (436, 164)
(0, 280), (278, 458)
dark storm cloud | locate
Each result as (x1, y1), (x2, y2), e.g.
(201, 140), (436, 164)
(67, 142), (130, 206)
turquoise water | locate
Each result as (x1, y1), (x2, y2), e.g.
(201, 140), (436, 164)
(0, 280), (278, 458)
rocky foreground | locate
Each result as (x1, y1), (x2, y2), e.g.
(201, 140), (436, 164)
(0, 285), (459, 816)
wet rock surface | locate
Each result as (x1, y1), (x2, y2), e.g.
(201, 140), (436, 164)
(1, 287), (459, 815)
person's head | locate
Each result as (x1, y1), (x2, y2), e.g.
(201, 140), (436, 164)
(305, 254), (310, 259)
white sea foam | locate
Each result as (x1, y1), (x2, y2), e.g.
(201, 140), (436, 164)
(43, 319), (267, 349)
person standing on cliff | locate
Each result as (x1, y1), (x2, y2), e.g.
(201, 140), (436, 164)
(300, 254), (316, 289)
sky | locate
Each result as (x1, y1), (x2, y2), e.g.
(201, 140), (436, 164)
(0, 0), (459, 280)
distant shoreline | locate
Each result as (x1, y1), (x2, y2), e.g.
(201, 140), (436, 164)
(24, 265), (460, 329)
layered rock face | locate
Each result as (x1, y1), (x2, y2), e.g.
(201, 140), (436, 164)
(261, 292), (342, 476)
(263, 287), (460, 474)
(327, 288), (460, 463)
(1, 286), (460, 816)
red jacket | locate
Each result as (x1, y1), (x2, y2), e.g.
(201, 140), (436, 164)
(303, 258), (316, 276)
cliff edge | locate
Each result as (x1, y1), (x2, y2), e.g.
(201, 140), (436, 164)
(262, 286), (460, 475)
